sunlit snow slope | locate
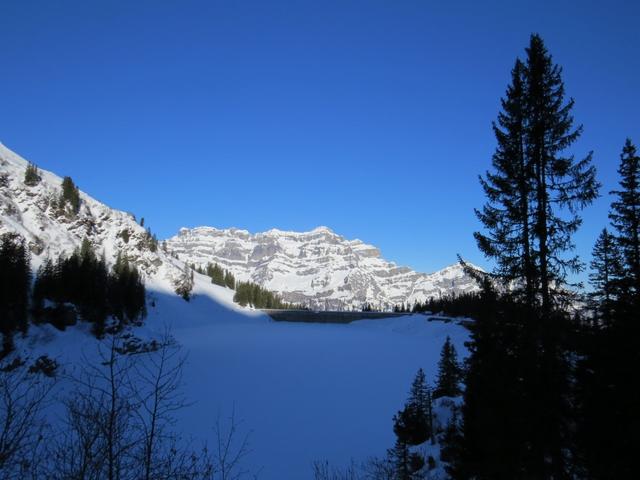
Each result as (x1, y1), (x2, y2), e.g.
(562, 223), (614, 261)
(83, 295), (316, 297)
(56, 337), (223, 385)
(1, 142), (470, 479)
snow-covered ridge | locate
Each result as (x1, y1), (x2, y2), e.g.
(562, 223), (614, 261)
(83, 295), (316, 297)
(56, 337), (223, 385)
(0, 142), (248, 316)
(166, 225), (481, 310)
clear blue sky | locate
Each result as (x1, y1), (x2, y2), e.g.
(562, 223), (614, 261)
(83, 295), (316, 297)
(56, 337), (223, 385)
(1, 1), (638, 279)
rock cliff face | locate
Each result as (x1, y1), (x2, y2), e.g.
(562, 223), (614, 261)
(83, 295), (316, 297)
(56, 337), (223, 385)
(166, 226), (480, 310)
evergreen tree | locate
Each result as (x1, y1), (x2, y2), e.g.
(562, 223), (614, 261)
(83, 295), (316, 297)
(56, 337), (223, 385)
(524, 34), (599, 312)
(387, 439), (424, 480)
(0, 233), (31, 353)
(393, 368), (432, 446)
(24, 162), (41, 186)
(474, 58), (536, 306)
(434, 336), (461, 398)
(576, 140), (640, 479)
(462, 34), (597, 479)
(608, 138), (640, 313)
(60, 176), (81, 215)
(209, 263), (225, 286)
(224, 270), (236, 289)
(588, 228), (622, 326)
(174, 264), (194, 301)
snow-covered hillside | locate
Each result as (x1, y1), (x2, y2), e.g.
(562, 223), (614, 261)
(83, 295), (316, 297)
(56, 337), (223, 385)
(167, 226), (481, 310)
(1, 142), (471, 478)
(0, 142), (246, 308)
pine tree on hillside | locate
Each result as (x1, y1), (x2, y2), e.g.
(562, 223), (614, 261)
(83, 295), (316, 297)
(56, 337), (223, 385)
(224, 270), (236, 289)
(609, 138), (640, 312)
(434, 336), (462, 398)
(24, 162), (41, 186)
(175, 264), (194, 301)
(60, 176), (81, 215)
(588, 228), (622, 327)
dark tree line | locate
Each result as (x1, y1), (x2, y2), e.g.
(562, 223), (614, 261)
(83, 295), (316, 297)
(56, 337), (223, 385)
(411, 292), (485, 319)
(575, 138), (640, 479)
(32, 239), (146, 336)
(0, 234), (147, 347)
(0, 233), (31, 354)
(233, 281), (296, 309)
(198, 262), (236, 289)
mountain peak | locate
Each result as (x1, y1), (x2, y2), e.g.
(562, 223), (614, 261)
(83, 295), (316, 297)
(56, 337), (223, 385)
(166, 226), (479, 310)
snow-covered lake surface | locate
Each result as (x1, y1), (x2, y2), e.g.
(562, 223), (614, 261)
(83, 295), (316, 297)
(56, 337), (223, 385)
(148, 280), (470, 478)
(17, 276), (469, 479)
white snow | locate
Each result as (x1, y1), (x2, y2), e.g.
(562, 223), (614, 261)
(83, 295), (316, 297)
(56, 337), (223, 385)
(166, 226), (483, 311)
(1, 142), (471, 478)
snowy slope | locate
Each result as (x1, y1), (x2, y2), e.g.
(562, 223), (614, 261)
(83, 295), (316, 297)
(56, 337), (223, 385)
(0, 142), (261, 320)
(1, 142), (470, 478)
(167, 226), (481, 310)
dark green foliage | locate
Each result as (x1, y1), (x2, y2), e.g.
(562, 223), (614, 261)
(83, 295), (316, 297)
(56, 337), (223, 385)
(575, 140), (640, 479)
(387, 440), (424, 480)
(0, 233), (31, 354)
(143, 228), (158, 252)
(456, 35), (598, 479)
(109, 252), (147, 324)
(59, 176), (81, 215)
(608, 138), (640, 314)
(412, 292), (484, 319)
(24, 162), (41, 186)
(361, 302), (378, 312)
(119, 229), (130, 243)
(393, 368), (432, 446)
(206, 262), (226, 287)
(434, 336), (461, 398)
(440, 409), (462, 467)
(475, 34), (599, 313)
(224, 270), (236, 289)
(233, 281), (293, 309)
(474, 58), (535, 305)
(33, 242), (146, 336)
(588, 228), (622, 326)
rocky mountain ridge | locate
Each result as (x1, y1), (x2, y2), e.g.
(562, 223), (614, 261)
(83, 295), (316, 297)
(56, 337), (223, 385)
(167, 226), (481, 310)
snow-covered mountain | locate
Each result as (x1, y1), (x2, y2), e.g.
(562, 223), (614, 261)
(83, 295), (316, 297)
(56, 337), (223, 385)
(0, 141), (244, 313)
(0, 142), (472, 478)
(166, 226), (481, 310)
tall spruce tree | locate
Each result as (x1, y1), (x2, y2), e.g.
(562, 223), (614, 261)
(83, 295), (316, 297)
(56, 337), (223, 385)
(475, 58), (536, 306)
(462, 34), (599, 479)
(609, 138), (640, 313)
(588, 228), (621, 326)
(475, 34), (599, 312)
(434, 336), (461, 398)
(393, 368), (432, 446)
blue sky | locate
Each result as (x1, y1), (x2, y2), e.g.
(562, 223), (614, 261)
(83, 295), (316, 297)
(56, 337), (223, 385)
(1, 1), (638, 278)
